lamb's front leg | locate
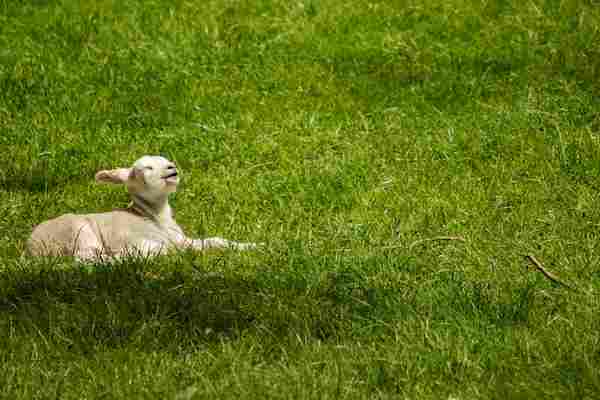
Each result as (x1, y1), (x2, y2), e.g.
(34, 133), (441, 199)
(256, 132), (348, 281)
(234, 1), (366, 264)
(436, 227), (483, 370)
(188, 237), (258, 251)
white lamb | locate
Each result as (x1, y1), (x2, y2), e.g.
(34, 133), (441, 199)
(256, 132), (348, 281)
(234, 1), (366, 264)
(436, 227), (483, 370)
(27, 155), (257, 262)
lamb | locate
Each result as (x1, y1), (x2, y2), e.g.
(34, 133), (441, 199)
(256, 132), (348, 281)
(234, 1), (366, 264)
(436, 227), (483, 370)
(27, 155), (258, 262)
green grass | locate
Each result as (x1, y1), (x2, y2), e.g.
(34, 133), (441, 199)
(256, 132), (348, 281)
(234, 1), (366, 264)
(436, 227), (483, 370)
(1, 0), (600, 398)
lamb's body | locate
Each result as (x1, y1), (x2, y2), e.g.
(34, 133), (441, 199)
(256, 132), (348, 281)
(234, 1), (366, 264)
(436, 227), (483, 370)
(28, 210), (182, 260)
(27, 155), (255, 262)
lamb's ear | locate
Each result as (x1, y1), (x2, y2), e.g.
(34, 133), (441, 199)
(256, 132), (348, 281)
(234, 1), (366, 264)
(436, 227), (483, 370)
(95, 168), (133, 184)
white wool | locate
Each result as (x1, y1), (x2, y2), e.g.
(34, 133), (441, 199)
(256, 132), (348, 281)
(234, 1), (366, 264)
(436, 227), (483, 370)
(27, 155), (257, 262)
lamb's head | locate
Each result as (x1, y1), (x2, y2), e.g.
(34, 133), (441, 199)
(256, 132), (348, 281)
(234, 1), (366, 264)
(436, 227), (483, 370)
(95, 156), (180, 203)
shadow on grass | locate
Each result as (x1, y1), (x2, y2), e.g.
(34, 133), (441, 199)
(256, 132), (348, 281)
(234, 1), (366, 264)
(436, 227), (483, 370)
(0, 151), (92, 193)
(1, 262), (257, 352)
(0, 255), (540, 354)
(0, 258), (381, 353)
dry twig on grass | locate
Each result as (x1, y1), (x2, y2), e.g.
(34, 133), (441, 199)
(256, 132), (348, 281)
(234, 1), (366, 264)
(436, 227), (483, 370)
(524, 254), (576, 291)
(408, 236), (466, 251)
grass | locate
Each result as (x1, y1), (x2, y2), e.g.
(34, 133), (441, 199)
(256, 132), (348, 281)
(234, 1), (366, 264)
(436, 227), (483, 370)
(1, 0), (600, 398)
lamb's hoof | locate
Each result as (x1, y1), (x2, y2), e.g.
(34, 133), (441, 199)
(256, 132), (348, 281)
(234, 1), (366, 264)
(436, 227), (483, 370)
(235, 242), (264, 251)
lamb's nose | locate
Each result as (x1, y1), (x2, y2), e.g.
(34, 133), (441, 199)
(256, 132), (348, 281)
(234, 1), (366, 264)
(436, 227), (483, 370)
(167, 164), (176, 170)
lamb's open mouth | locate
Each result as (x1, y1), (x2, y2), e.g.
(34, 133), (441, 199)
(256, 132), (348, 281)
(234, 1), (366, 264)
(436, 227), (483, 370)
(163, 171), (178, 180)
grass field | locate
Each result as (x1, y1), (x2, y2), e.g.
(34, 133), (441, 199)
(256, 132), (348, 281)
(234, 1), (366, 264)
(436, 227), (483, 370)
(1, 0), (600, 398)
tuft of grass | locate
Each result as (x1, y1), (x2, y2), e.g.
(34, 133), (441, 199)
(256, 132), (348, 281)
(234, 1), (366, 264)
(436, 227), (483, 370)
(2, 0), (600, 398)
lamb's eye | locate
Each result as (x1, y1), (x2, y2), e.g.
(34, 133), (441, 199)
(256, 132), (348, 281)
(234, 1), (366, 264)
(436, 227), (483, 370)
(145, 166), (154, 171)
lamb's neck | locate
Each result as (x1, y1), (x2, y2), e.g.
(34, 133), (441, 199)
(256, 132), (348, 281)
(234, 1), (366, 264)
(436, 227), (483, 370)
(130, 194), (175, 226)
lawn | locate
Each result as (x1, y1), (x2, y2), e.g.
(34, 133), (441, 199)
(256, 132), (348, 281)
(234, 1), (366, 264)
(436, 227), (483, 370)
(1, 0), (600, 398)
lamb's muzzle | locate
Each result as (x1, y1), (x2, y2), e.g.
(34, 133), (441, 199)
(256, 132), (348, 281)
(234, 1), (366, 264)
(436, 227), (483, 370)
(27, 155), (258, 262)
(163, 170), (178, 182)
